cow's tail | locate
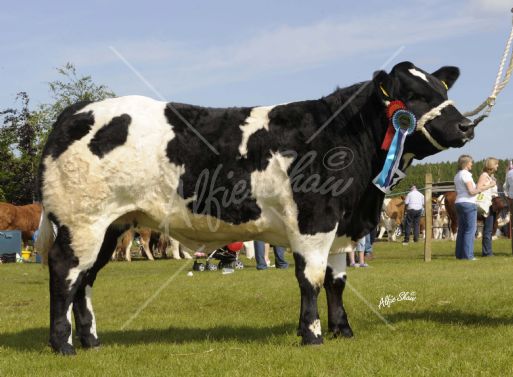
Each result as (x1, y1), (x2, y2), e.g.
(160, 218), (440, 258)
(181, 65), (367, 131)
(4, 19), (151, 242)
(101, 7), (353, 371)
(34, 209), (57, 266)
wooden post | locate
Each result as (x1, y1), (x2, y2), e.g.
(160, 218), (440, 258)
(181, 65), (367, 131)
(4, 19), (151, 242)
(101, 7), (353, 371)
(424, 173), (432, 262)
(509, 198), (513, 255)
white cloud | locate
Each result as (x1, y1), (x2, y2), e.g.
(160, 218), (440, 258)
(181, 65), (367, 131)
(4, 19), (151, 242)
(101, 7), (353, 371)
(58, 3), (501, 98)
(469, 0), (513, 13)
(93, 9), (492, 94)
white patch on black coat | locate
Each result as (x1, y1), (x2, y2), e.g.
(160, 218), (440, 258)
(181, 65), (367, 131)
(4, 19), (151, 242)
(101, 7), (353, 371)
(309, 319), (322, 337)
(66, 306), (73, 345)
(238, 105), (276, 157)
(409, 68), (428, 82)
(85, 285), (97, 339)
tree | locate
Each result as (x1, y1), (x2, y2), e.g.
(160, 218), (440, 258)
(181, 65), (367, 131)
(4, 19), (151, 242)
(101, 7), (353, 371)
(0, 92), (39, 204)
(36, 62), (115, 145)
(391, 158), (512, 196)
(0, 63), (115, 204)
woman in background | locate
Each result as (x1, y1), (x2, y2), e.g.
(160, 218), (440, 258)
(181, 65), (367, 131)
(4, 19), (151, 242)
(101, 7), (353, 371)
(454, 155), (496, 260)
(478, 158), (499, 257)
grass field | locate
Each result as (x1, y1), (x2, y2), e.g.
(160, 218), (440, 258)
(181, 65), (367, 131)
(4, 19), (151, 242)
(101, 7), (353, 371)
(1, 240), (513, 377)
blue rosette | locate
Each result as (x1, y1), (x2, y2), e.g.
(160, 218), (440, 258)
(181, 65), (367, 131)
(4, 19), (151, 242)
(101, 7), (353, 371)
(374, 109), (417, 191)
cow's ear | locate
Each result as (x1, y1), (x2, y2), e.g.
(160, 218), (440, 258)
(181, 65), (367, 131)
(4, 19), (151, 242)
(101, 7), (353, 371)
(373, 70), (394, 101)
(431, 66), (460, 90)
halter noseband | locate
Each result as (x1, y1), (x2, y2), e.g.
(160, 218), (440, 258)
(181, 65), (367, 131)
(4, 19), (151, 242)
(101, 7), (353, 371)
(415, 99), (454, 151)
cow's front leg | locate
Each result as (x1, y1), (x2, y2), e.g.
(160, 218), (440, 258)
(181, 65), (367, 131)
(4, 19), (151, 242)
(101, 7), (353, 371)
(293, 249), (329, 345)
(324, 253), (353, 338)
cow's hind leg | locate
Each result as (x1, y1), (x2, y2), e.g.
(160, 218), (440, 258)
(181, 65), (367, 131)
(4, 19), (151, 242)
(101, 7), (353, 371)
(324, 253), (353, 338)
(48, 225), (84, 355)
(73, 226), (125, 348)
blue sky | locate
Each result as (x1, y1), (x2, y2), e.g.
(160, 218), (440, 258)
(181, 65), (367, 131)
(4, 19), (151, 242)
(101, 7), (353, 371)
(2, 0), (512, 163)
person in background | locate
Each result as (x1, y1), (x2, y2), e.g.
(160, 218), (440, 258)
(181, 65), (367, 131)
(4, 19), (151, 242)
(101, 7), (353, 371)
(349, 234), (369, 267)
(254, 241), (288, 270)
(364, 231), (374, 260)
(402, 185), (425, 245)
(454, 155), (496, 260)
(478, 157), (499, 257)
(503, 160), (513, 254)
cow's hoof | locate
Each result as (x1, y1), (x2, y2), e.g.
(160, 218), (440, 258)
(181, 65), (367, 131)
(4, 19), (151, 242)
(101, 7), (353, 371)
(301, 337), (323, 346)
(54, 343), (76, 356)
(333, 327), (354, 338)
(331, 326), (354, 338)
(300, 334), (323, 346)
(341, 327), (354, 338)
(80, 335), (101, 349)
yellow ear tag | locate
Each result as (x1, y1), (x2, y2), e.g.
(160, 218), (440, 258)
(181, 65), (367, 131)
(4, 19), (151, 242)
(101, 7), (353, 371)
(441, 80), (448, 90)
(380, 84), (390, 98)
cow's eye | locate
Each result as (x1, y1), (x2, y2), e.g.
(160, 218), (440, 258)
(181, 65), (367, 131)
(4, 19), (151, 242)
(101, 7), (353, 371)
(406, 94), (428, 103)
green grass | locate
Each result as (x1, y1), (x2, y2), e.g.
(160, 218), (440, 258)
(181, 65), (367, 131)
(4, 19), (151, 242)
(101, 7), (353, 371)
(2, 240), (513, 376)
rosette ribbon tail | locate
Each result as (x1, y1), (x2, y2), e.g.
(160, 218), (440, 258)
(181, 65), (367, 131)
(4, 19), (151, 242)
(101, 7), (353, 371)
(374, 109), (417, 193)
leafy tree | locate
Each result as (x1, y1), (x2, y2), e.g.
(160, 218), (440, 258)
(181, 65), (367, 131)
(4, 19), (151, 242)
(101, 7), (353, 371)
(0, 64), (115, 204)
(0, 92), (39, 204)
(36, 62), (115, 144)
(391, 158), (512, 196)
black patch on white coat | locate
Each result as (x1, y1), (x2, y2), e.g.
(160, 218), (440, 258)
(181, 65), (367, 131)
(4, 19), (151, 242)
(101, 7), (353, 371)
(42, 103), (94, 159)
(165, 103), (264, 224)
(37, 101), (93, 201)
(88, 114), (131, 158)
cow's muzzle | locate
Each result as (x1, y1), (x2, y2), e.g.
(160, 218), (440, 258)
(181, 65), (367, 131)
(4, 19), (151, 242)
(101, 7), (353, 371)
(458, 118), (474, 133)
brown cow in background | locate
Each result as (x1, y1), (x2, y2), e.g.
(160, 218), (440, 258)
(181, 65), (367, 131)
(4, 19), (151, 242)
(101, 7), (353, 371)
(0, 202), (42, 244)
(112, 228), (193, 261)
(112, 228), (155, 261)
(378, 197), (405, 241)
(444, 191), (509, 239)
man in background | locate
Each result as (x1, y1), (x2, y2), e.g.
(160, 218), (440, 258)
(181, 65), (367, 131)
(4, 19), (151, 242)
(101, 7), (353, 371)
(403, 185), (425, 245)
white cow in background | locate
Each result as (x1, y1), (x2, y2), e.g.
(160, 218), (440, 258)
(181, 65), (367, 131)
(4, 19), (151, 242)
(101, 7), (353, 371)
(433, 194), (448, 240)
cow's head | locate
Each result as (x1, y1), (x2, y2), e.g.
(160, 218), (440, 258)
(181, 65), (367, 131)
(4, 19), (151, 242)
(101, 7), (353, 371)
(373, 61), (477, 160)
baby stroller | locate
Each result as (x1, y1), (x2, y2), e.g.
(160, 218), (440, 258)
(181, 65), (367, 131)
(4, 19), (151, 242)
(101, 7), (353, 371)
(192, 242), (244, 272)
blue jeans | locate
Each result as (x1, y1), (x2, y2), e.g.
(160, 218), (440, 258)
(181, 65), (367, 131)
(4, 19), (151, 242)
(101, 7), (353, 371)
(364, 233), (373, 254)
(455, 202), (477, 259)
(254, 241), (288, 270)
(404, 209), (422, 242)
(481, 207), (495, 256)
(356, 234), (372, 253)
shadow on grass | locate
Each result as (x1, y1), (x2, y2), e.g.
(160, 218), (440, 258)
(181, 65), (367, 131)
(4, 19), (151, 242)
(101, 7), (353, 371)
(388, 309), (513, 326)
(0, 323), (296, 352)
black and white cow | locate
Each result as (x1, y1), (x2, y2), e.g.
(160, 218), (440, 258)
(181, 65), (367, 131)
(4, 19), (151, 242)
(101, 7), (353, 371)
(36, 61), (478, 355)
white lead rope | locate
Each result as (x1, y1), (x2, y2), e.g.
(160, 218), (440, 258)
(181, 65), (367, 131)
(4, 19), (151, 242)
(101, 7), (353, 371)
(416, 100), (455, 151)
(463, 9), (513, 117)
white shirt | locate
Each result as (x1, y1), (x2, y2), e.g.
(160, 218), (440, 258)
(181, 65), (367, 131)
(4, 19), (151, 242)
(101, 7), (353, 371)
(505, 170), (513, 198)
(454, 169), (476, 204)
(405, 189), (424, 210)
